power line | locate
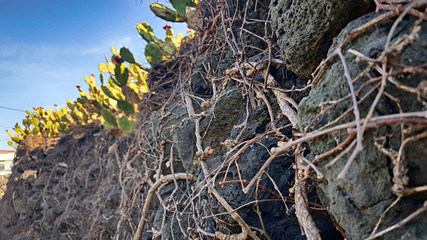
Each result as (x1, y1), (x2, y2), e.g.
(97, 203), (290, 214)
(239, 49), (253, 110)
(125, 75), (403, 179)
(0, 106), (27, 113)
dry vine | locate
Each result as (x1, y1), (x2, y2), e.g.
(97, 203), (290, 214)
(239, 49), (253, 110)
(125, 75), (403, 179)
(126, 0), (427, 239)
(10, 1), (424, 240)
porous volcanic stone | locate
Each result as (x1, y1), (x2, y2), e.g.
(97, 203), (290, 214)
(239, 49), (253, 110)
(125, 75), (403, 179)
(270, 0), (372, 79)
(298, 12), (427, 240)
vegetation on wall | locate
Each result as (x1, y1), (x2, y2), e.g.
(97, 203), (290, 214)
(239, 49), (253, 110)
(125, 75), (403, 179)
(6, 2), (199, 148)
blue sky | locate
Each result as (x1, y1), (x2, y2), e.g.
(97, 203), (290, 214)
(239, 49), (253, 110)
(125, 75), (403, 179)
(0, 0), (188, 150)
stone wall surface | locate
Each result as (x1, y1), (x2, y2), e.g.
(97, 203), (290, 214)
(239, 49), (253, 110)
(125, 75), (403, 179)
(1, 0), (426, 240)
(270, 0), (373, 79)
(298, 12), (427, 240)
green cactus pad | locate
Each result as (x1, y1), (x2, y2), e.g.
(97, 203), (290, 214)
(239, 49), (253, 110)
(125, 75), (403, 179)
(165, 29), (174, 42)
(99, 73), (104, 85)
(119, 47), (135, 63)
(159, 40), (176, 57)
(102, 85), (120, 101)
(67, 100), (75, 110)
(117, 100), (135, 114)
(137, 23), (157, 43)
(32, 127), (40, 135)
(121, 85), (140, 103)
(114, 64), (129, 87)
(170, 0), (196, 15)
(150, 3), (187, 22)
(145, 43), (163, 64)
(11, 136), (21, 143)
(75, 110), (84, 120)
(118, 116), (135, 133)
(101, 109), (118, 128)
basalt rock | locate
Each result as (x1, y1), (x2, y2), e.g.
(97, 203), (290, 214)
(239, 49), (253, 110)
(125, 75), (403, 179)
(298, 12), (427, 240)
(1, 1), (425, 240)
(270, 0), (373, 79)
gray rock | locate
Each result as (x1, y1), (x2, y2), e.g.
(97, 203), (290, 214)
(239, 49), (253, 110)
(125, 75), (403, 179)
(270, 0), (372, 79)
(298, 12), (427, 240)
(173, 118), (198, 175)
(200, 87), (246, 150)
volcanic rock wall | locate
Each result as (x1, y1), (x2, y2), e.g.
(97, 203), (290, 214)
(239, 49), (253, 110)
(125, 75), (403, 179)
(1, 0), (426, 240)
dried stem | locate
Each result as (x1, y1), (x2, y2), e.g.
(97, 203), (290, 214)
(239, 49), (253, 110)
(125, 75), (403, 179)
(243, 111), (427, 193)
(133, 173), (195, 240)
(365, 201), (427, 240)
(335, 49), (363, 179)
(294, 147), (322, 240)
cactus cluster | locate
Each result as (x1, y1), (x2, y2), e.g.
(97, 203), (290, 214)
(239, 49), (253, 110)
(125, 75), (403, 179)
(6, 47), (147, 147)
(137, 22), (189, 64)
(149, 0), (197, 22)
(7, 4), (195, 148)
(149, 0), (202, 30)
(96, 46), (147, 132)
(138, 0), (199, 64)
(6, 106), (69, 145)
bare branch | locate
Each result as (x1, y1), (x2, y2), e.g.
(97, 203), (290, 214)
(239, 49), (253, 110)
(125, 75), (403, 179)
(133, 173), (196, 240)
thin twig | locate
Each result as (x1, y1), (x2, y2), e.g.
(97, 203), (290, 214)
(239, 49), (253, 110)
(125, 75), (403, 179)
(243, 111), (427, 193)
(364, 201), (427, 240)
(370, 197), (401, 236)
(133, 173), (196, 240)
(335, 49), (363, 179)
(311, 11), (399, 85)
